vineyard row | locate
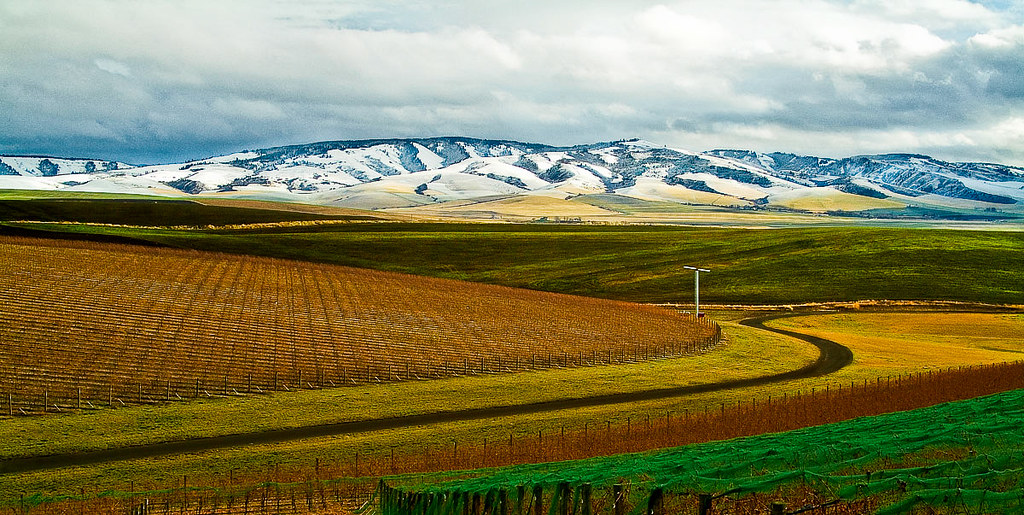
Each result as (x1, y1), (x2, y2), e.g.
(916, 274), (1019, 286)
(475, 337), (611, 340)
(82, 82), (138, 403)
(0, 330), (720, 417)
(0, 236), (719, 415)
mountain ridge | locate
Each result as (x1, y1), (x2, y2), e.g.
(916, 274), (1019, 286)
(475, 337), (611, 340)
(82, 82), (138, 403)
(2, 137), (1022, 216)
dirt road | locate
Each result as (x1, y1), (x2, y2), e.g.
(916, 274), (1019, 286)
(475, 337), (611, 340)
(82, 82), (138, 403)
(0, 313), (852, 474)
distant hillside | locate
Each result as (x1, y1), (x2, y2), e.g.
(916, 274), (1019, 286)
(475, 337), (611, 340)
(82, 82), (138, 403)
(2, 138), (1022, 217)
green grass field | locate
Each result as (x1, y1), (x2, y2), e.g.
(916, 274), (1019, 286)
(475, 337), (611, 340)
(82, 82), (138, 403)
(386, 387), (1024, 514)
(7, 221), (1022, 305)
(0, 198), (375, 226)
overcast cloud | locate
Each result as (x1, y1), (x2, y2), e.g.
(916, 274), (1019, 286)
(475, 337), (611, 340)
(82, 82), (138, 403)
(1, 0), (1023, 165)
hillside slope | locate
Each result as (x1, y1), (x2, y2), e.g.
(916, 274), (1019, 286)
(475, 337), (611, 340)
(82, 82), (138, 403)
(2, 138), (1022, 216)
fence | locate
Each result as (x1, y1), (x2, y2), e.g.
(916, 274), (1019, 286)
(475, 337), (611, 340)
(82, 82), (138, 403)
(12, 359), (1023, 515)
(374, 361), (1024, 515)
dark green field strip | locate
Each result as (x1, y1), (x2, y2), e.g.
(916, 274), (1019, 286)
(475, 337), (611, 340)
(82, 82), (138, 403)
(0, 314), (850, 475)
(0, 199), (375, 226)
(6, 220), (1022, 305)
(0, 223), (171, 247)
(49, 224), (1023, 305)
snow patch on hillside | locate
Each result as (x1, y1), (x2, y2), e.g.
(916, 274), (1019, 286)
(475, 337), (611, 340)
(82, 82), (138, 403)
(2, 137), (1022, 215)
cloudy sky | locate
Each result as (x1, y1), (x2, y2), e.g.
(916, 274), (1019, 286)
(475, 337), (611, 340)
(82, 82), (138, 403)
(2, 0), (1024, 165)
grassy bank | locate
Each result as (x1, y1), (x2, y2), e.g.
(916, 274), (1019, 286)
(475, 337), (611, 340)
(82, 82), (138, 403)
(7, 222), (1022, 305)
(2, 312), (1022, 504)
(385, 386), (1024, 514)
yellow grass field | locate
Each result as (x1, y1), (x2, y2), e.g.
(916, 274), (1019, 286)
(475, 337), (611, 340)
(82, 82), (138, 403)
(391, 194), (617, 220)
(5, 309), (1023, 504)
(769, 188), (906, 212)
(2, 300), (1023, 508)
(765, 311), (1024, 373)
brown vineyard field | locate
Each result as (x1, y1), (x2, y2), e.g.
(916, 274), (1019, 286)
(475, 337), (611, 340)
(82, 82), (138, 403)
(0, 235), (718, 413)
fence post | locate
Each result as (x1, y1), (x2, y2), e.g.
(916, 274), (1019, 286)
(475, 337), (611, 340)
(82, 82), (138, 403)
(581, 484), (592, 515)
(533, 485), (543, 515)
(498, 489), (509, 515)
(646, 488), (663, 515)
(613, 484), (625, 515)
(698, 494), (712, 515)
(557, 483), (570, 515)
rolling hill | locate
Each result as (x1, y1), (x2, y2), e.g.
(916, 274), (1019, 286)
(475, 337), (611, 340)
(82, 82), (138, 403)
(2, 138), (1022, 218)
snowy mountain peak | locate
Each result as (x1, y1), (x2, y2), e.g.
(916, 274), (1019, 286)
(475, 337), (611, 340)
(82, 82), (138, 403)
(2, 138), (1022, 213)
(0, 156), (126, 177)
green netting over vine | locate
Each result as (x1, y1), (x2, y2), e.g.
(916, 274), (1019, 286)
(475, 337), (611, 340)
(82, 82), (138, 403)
(374, 388), (1024, 514)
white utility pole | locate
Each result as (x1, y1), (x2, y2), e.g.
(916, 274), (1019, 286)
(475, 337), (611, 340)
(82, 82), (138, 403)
(683, 266), (710, 317)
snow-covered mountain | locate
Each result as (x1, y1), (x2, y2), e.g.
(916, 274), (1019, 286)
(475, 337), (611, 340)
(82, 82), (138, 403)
(2, 137), (1022, 213)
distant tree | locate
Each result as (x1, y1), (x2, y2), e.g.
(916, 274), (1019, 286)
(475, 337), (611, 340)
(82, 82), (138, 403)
(38, 159), (59, 176)
(103, 161), (119, 171)
(0, 160), (16, 175)
(85, 161), (96, 173)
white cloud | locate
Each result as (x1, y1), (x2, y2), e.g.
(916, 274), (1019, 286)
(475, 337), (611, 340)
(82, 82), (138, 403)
(1, 0), (1023, 165)
(850, 0), (1004, 33)
(94, 58), (131, 77)
(985, 116), (1024, 146)
(969, 24), (1024, 48)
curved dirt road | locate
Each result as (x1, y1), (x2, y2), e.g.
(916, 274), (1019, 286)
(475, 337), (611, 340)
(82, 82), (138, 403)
(0, 313), (852, 474)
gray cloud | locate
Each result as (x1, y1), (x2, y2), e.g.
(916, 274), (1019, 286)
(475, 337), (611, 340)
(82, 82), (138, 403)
(1, 0), (1023, 165)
